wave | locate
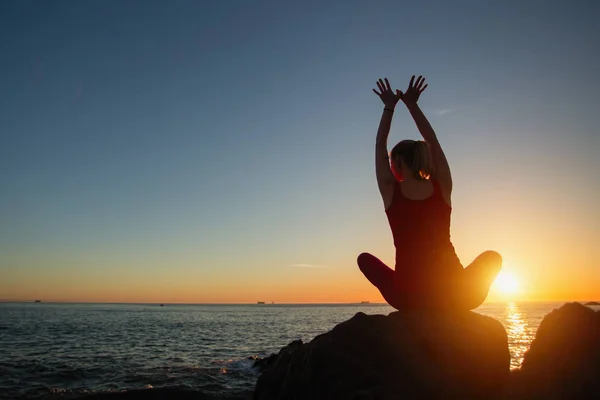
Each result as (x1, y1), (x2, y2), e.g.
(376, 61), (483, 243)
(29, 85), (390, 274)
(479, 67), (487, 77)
(5, 386), (254, 400)
(1, 357), (261, 400)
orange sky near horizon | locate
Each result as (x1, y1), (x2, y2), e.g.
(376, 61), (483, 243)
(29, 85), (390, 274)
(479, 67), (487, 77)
(3, 177), (599, 304)
(2, 244), (598, 304)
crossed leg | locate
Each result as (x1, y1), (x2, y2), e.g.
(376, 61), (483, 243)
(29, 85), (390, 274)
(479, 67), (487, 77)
(357, 250), (502, 311)
(453, 250), (503, 310)
(357, 253), (403, 309)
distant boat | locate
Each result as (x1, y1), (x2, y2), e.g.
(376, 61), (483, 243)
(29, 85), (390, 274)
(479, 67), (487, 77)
(159, 304), (165, 307)
(34, 300), (42, 303)
(257, 301), (265, 304)
(361, 301), (370, 304)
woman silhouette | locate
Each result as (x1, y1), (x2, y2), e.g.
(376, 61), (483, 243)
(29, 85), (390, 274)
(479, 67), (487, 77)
(358, 76), (502, 311)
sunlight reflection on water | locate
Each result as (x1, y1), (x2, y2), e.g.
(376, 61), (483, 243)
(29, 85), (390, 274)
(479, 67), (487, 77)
(504, 302), (535, 369)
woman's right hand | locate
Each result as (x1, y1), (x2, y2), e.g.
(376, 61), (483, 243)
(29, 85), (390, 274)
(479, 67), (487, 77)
(401, 75), (428, 104)
(372, 78), (402, 110)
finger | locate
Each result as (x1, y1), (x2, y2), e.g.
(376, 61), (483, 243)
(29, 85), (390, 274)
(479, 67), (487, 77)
(419, 83), (428, 93)
(396, 89), (403, 98)
(415, 75), (423, 89)
(384, 78), (392, 91)
(376, 80), (384, 93)
(373, 88), (382, 97)
(409, 75), (415, 88)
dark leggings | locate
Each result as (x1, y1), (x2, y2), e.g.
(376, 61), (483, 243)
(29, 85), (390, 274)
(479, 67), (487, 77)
(357, 251), (502, 311)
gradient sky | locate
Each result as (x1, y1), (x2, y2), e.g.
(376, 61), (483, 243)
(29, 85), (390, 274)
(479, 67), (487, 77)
(1, 0), (598, 303)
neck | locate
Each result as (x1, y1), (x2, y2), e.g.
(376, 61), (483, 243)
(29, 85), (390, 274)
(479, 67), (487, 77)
(400, 166), (420, 184)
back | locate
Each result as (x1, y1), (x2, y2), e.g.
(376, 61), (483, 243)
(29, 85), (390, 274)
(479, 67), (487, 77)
(385, 179), (461, 275)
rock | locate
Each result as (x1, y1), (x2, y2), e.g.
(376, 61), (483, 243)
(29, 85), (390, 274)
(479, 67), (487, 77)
(253, 340), (304, 372)
(584, 301), (600, 306)
(254, 310), (510, 400)
(505, 302), (600, 400)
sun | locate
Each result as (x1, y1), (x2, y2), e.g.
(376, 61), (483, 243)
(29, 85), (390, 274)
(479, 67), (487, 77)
(492, 271), (519, 294)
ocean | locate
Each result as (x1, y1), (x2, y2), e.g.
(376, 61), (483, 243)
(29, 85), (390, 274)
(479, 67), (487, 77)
(0, 301), (574, 399)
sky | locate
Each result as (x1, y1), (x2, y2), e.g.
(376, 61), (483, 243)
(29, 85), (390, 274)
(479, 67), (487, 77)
(1, 0), (598, 303)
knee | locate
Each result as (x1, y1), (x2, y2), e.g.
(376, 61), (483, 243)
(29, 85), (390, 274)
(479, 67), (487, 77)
(357, 252), (373, 270)
(482, 250), (503, 270)
(481, 250), (502, 273)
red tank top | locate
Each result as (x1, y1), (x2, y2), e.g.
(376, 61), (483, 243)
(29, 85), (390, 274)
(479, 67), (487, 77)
(385, 179), (462, 291)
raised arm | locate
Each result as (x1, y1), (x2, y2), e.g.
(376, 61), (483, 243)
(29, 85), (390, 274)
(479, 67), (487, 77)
(401, 76), (453, 201)
(372, 78), (403, 209)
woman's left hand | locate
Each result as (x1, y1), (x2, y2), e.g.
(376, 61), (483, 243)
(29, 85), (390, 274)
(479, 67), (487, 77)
(373, 78), (403, 110)
(400, 75), (428, 105)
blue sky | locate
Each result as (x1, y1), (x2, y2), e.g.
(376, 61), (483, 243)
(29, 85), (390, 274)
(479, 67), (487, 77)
(1, 0), (598, 302)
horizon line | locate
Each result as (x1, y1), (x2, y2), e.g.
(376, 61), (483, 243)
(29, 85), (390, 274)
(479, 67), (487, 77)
(0, 299), (593, 305)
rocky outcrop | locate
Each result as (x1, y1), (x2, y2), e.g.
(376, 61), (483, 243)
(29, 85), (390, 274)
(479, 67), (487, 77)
(506, 302), (600, 400)
(252, 340), (304, 372)
(253, 310), (510, 400)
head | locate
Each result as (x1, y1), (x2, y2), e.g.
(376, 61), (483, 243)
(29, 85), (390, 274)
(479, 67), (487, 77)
(390, 140), (434, 181)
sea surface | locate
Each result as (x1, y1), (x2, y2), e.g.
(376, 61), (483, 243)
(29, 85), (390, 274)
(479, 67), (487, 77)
(0, 301), (581, 399)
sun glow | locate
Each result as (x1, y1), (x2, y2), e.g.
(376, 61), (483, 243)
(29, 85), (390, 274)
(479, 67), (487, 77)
(492, 271), (520, 295)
